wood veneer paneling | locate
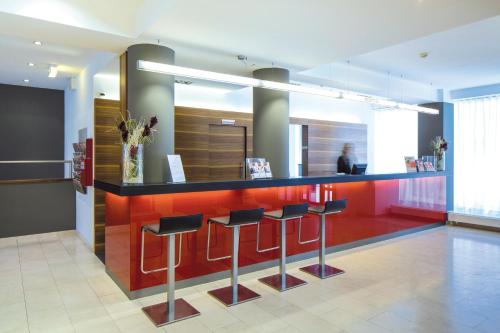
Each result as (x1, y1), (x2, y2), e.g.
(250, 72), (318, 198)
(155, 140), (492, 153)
(94, 98), (123, 256)
(290, 117), (367, 176)
(175, 106), (252, 181)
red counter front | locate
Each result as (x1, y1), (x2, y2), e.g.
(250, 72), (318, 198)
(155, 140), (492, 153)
(105, 176), (446, 294)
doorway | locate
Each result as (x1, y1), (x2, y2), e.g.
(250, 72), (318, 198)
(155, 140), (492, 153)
(208, 124), (247, 180)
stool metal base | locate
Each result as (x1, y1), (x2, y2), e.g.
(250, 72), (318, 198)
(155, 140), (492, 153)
(258, 273), (307, 292)
(208, 284), (261, 307)
(142, 298), (200, 327)
(300, 264), (345, 279)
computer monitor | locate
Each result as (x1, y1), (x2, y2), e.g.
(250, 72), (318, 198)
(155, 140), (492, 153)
(351, 164), (367, 175)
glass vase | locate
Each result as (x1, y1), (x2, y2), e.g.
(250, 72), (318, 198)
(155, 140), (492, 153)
(435, 152), (445, 171)
(122, 144), (143, 184)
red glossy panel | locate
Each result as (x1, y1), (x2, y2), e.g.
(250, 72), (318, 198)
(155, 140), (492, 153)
(105, 176), (446, 292)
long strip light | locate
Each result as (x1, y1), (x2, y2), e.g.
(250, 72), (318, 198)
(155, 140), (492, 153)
(137, 60), (439, 115)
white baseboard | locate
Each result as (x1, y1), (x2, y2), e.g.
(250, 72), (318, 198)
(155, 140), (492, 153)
(448, 212), (500, 230)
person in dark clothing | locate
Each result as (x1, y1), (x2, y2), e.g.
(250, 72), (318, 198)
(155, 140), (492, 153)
(337, 143), (355, 174)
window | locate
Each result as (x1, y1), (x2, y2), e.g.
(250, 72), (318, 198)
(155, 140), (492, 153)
(454, 96), (500, 218)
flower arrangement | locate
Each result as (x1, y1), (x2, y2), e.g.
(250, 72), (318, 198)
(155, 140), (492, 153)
(430, 136), (448, 158)
(117, 114), (158, 183)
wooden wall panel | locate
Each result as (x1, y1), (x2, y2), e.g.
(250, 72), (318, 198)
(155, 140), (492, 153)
(175, 106), (252, 181)
(291, 117), (367, 176)
(94, 98), (123, 256)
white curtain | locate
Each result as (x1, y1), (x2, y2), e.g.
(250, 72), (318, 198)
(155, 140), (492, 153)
(454, 96), (500, 217)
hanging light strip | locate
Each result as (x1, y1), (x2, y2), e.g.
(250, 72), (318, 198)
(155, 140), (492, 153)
(137, 60), (439, 115)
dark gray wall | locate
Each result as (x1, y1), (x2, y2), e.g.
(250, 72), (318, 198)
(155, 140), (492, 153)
(0, 181), (75, 237)
(0, 84), (64, 179)
(253, 68), (290, 178)
(127, 44), (175, 183)
(419, 102), (454, 211)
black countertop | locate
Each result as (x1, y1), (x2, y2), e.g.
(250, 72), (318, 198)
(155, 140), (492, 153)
(94, 171), (448, 196)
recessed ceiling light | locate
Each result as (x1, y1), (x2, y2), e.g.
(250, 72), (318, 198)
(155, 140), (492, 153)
(33, 40), (42, 46)
(23, 79), (30, 83)
(48, 65), (58, 78)
(27, 62), (35, 67)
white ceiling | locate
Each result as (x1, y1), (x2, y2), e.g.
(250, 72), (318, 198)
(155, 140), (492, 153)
(1, 0), (500, 92)
(347, 15), (500, 90)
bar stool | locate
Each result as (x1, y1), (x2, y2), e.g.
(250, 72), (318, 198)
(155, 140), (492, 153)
(300, 199), (347, 279)
(206, 208), (264, 306)
(258, 203), (309, 292)
(140, 213), (203, 327)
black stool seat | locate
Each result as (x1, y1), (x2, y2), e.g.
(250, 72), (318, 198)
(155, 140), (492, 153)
(264, 203), (309, 220)
(141, 213), (203, 327)
(308, 199), (346, 215)
(207, 208), (264, 306)
(300, 199), (347, 279)
(209, 208), (264, 226)
(143, 214), (203, 235)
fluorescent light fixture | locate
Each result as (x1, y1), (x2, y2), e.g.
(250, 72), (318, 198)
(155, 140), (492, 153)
(23, 79), (29, 83)
(137, 60), (438, 115)
(48, 65), (58, 78)
(27, 62), (35, 67)
(33, 40), (42, 46)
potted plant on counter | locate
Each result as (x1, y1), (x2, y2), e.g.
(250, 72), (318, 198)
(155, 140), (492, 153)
(117, 115), (158, 184)
(431, 136), (448, 171)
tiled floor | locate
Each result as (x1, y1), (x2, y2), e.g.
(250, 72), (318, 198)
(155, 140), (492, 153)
(2, 226), (500, 333)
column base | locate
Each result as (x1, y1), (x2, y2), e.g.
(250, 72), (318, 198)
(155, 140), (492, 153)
(142, 298), (200, 327)
(300, 264), (345, 279)
(258, 273), (307, 292)
(208, 284), (261, 307)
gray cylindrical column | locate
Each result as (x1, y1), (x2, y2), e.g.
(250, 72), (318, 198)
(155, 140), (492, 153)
(127, 44), (175, 183)
(253, 68), (290, 178)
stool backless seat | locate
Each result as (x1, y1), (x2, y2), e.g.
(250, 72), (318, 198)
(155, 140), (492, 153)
(140, 213), (203, 327)
(258, 203), (309, 292)
(206, 208), (264, 306)
(300, 199), (347, 279)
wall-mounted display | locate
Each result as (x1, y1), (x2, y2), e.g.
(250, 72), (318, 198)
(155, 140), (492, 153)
(72, 138), (93, 194)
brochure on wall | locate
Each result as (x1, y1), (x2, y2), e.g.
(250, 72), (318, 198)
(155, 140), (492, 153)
(246, 158), (272, 179)
(166, 154), (186, 183)
(404, 156), (417, 173)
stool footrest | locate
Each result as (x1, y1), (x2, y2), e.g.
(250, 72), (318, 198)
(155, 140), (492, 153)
(142, 298), (200, 327)
(208, 284), (261, 307)
(300, 264), (345, 279)
(258, 273), (307, 292)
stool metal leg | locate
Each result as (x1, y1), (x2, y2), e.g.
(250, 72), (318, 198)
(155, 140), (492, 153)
(142, 234), (200, 326)
(258, 219), (307, 292)
(208, 225), (261, 306)
(300, 214), (345, 279)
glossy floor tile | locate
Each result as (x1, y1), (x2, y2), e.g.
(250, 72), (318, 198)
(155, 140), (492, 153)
(1, 226), (500, 332)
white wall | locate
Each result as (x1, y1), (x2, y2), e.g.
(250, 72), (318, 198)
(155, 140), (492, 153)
(64, 53), (114, 248)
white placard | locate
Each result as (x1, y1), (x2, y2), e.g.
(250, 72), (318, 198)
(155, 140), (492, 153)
(166, 155), (186, 183)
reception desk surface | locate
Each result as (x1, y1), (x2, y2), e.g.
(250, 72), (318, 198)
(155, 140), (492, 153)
(95, 171), (447, 196)
(95, 172), (448, 298)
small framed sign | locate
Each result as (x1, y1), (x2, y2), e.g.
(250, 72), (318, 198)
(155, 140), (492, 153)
(166, 155), (186, 183)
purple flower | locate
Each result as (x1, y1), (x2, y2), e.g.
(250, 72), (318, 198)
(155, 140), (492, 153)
(142, 125), (151, 137)
(122, 130), (129, 143)
(149, 116), (158, 128)
(118, 121), (126, 132)
(130, 145), (138, 158)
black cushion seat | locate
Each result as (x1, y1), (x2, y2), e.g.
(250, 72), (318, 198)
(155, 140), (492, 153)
(308, 199), (347, 215)
(142, 213), (203, 235)
(208, 208), (264, 227)
(264, 203), (309, 220)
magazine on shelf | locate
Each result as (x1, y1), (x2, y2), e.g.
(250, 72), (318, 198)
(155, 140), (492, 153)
(416, 159), (425, 172)
(424, 161), (436, 172)
(246, 158), (272, 179)
(404, 156), (417, 173)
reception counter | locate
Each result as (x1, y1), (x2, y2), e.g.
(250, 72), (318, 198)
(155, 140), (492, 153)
(95, 172), (447, 298)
